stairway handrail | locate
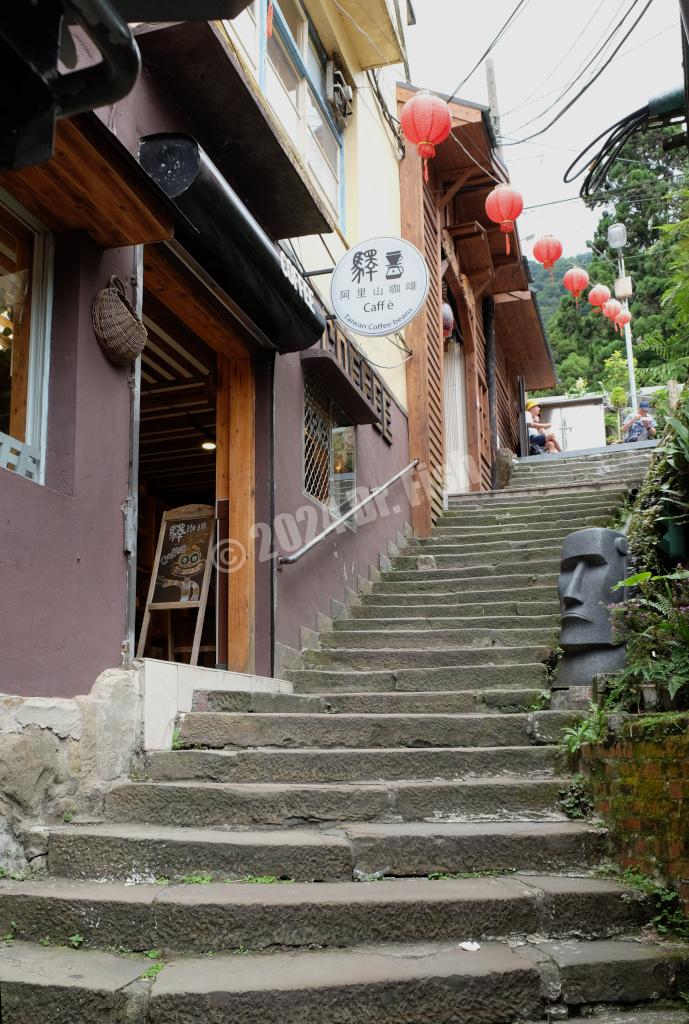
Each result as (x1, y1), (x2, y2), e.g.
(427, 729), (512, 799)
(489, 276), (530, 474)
(278, 459), (419, 568)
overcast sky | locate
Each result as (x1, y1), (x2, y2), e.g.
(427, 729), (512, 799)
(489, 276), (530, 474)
(405, 0), (683, 257)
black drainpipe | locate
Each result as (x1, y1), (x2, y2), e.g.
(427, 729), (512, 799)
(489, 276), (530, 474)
(483, 296), (499, 490)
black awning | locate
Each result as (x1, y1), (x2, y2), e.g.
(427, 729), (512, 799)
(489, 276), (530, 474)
(139, 133), (326, 354)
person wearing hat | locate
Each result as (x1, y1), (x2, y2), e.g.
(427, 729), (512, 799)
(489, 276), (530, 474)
(622, 399), (657, 443)
(525, 400), (562, 454)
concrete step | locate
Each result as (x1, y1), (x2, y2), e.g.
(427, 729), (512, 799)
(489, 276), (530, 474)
(446, 487), (630, 508)
(371, 573), (558, 594)
(431, 517), (611, 539)
(0, 875), (652, 954)
(8, 937), (680, 1024)
(389, 547), (563, 570)
(438, 507), (617, 528)
(139, 940), (547, 1023)
(287, 688), (548, 714)
(345, 820), (609, 877)
(104, 776), (570, 827)
(497, 477), (641, 496)
(319, 625), (559, 650)
(334, 615), (561, 632)
(149, 744), (561, 783)
(303, 644), (552, 670)
(408, 533), (596, 553)
(361, 585), (557, 608)
(381, 559), (560, 582)
(39, 819), (609, 884)
(525, 1012), (689, 1024)
(192, 690), (330, 715)
(41, 822), (352, 883)
(176, 710), (574, 751)
(355, 600), (558, 618)
(0, 941), (147, 1024)
(526, 938), (689, 1007)
(287, 663), (549, 694)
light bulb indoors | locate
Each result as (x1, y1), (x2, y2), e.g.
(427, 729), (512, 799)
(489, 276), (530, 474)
(201, 441), (216, 451)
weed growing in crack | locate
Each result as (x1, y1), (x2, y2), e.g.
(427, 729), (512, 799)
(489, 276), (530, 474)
(179, 873), (213, 885)
(141, 962), (165, 979)
(67, 933), (84, 949)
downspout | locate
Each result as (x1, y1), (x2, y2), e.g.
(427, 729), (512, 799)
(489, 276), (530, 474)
(123, 244), (143, 668)
(483, 295), (499, 490)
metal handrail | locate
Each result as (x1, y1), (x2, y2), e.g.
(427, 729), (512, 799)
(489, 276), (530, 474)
(278, 459), (419, 567)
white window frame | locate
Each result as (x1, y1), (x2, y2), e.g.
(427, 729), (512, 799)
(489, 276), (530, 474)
(0, 188), (54, 486)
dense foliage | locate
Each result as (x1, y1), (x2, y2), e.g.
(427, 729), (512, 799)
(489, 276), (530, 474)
(530, 127), (687, 394)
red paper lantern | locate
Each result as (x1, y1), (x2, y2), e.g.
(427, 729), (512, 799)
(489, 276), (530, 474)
(563, 266), (590, 307)
(603, 298), (622, 325)
(533, 235), (563, 272)
(485, 184), (523, 255)
(400, 92), (452, 183)
(614, 307), (632, 333)
(442, 302), (455, 339)
(588, 283), (611, 313)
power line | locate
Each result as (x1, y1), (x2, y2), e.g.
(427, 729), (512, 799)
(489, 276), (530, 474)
(504, 0), (656, 145)
(501, 0), (609, 117)
(446, 0), (534, 104)
(505, 0), (641, 136)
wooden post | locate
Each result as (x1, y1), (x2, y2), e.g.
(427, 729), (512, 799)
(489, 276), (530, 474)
(216, 355), (256, 673)
(483, 295), (498, 490)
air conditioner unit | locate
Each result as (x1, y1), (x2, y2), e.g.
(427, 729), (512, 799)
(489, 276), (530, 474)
(326, 61), (354, 130)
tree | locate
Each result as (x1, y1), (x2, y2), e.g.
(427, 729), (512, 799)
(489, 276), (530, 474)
(537, 126), (687, 395)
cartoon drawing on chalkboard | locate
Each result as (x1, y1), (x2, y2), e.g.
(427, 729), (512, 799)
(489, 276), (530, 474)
(156, 542), (206, 603)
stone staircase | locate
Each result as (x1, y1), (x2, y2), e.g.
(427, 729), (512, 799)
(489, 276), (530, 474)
(3, 446), (688, 1024)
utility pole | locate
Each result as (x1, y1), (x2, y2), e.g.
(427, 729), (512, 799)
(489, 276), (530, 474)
(486, 59), (502, 145)
(608, 223), (638, 412)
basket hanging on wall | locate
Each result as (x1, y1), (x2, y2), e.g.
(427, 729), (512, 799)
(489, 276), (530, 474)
(92, 275), (147, 367)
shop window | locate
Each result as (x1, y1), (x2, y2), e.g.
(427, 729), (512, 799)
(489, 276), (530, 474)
(0, 194), (52, 484)
(226, 0), (344, 216)
(303, 378), (357, 520)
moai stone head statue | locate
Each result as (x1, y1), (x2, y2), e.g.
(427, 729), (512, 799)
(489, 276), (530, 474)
(556, 527), (628, 689)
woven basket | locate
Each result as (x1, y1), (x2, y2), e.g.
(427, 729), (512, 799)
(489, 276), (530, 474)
(92, 275), (147, 367)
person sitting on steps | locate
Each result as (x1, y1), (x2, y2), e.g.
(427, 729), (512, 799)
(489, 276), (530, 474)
(525, 400), (562, 454)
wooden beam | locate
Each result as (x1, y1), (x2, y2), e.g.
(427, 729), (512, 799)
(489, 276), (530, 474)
(144, 246), (250, 361)
(0, 117), (173, 248)
(437, 170), (472, 210)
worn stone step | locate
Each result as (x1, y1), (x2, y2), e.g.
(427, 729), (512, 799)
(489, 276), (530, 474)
(371, 573), (559, 595)
(290, 688), (547, 714)
(320, 626), (559, 650)
(147, 941), (545, 1024)
(408, 533), (596, 553)
(40, 822), (353, 883)
(525, 1012), (689, 1024)
(524, 938), (689, 1006)
(105, 776), (570, 827)
(446, 488), (629, 509)
(149, 744), (561, 784)
(345, 820), (609, 877)
(355, 600), (558, 618)
(0, 876), (651, 954)
(335, 615), (561, 632)
(287, 663), (548, 694)
(381, 558), (560, 582)
(303, 644), (552, 670)
(39, 819), (606, 885)
(439, 507), (617, 528)
(431, 519), (610, 540)
(487, 479), (639, 497)
(362, 585), (557, 608)
(393, 542), (568, 565)
(176, 710), (573, 751)
(193, 690), (330, 714)
(0, 941), (147, 1024)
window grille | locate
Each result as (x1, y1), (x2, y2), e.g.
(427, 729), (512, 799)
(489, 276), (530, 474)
(303, 377), (331, 505)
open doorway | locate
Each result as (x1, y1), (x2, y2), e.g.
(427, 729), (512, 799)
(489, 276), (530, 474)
(135, 292), (218, 666)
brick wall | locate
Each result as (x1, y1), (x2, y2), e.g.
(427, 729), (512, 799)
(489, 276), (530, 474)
(581, 718), (689, 912)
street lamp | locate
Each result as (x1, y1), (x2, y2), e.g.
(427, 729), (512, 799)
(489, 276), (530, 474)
(607, 222), (638, 413)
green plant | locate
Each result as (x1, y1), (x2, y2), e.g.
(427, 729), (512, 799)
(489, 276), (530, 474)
(427, 869), (514, 880)
(154, 877), (171, 886)
(141, 962), (165, 979)
(68, 933), (85, 949)
(179, 873), (213, 885)
(39, 937), (50, 947)
(616, 869), (689, 940)
(2, 921), (18, 943)
(144, 949), (161, 960)
(171, 726), (183, 750)
(557, 775), (594, 820)
(529, 691), (551, 712)
(230, 875), (294, 885)
(63, 810), (74, 824)
(561, 702), (608, 755)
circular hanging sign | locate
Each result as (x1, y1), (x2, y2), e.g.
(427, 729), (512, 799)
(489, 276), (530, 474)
(330, 235), (429, 337)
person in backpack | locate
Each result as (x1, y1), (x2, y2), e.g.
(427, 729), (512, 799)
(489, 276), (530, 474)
(622, 399), (657, 443)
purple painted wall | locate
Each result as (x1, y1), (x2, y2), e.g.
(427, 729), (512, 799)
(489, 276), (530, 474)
(273, 353), (410, 656)
(0, 234), (131, 697)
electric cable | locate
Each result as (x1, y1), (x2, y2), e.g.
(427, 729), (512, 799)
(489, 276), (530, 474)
(446, 0), (534, 104)
(504, 0), (656, 144)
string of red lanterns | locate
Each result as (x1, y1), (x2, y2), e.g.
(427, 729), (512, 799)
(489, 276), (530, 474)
(398, 92), (635, 336)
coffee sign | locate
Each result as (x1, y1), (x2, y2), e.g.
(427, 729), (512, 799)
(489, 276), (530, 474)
(330, 236), (429, 337)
